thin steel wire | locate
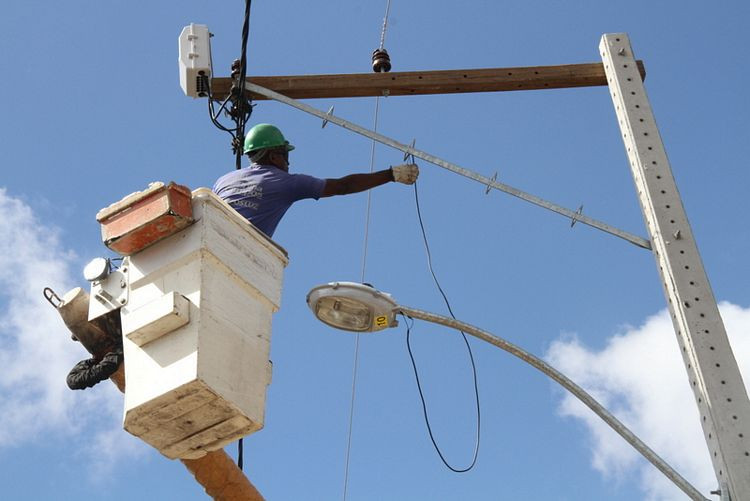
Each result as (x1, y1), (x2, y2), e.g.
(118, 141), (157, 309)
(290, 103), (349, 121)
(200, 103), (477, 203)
(359, 97), (381, 280)
(379, 0), (392, 50)
(344, 3), (393, 496)
(342, 95), (382, 501)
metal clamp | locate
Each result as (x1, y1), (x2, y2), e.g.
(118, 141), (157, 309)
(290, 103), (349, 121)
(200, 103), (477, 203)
(88, 259), (130, 321)
(403, 139), (416, 162)
(485, 172), (498, 194)
(321, 106), (335, 128)
(570, 205), (584, 227)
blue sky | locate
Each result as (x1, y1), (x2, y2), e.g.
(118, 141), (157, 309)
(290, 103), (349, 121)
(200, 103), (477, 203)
(1, 1), (749, 500)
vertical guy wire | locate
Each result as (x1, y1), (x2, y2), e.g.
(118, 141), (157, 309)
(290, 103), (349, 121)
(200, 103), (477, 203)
(379, 0), (392, 50)
(342, 95), (381, 501)
(359, 97), (381, 280)
(343, 2), (393, 498)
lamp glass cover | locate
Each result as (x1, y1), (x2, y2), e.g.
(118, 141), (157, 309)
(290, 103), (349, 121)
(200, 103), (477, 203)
(315, 296), (372, 332)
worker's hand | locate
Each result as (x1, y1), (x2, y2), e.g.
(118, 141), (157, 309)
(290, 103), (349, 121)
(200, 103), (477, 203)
(391, 163), (419, 184)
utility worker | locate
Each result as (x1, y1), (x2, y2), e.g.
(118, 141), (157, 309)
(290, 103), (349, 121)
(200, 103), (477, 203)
(213, 124), (419, 238)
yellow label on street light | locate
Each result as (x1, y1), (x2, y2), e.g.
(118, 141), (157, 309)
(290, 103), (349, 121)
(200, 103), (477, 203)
(375, 315), (388, 328)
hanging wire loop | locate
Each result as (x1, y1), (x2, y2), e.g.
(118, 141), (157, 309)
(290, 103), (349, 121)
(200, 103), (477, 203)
(397, 306), (709, 501)
(407, 181), (481, 472)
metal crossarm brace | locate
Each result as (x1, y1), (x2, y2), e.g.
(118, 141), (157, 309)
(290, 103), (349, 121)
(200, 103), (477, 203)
(244, 81), (651, 250)
(601, 33), (750, 500)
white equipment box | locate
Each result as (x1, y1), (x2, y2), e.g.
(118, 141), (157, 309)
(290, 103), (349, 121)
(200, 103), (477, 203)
(120, 188), (288, 459)
(178, 23), (212, 98)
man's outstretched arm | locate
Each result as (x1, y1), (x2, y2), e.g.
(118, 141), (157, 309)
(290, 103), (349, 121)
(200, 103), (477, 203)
(321, 164), (418, 197)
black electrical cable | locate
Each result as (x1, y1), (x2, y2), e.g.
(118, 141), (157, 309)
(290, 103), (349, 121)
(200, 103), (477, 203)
(208, 91), (237, 134)
(233, 0), (253, 469)
(233, 0), (253, 170)
(203, 0), (254, 174)
(407, 179), (481, 473)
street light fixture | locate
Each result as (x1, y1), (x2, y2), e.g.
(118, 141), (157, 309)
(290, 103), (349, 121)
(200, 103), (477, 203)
(306, 281), (708, 501)
(306, 281), (399, 333)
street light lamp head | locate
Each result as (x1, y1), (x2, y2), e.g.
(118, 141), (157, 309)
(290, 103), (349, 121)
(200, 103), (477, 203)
(306, 282), (399, 333)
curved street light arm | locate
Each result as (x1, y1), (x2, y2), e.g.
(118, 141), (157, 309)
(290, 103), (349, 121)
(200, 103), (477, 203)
(397, 305), (708, 501)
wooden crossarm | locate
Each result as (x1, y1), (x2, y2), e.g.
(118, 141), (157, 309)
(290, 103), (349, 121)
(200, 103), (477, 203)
(210, 61), (646, 100)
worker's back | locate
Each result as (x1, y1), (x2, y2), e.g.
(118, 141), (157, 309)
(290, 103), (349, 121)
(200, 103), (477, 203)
(213, 163), (325, 237)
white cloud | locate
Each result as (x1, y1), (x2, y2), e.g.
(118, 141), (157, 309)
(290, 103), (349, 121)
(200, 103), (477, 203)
(0, 188), (144, 469)
(546, 303), (750, 500)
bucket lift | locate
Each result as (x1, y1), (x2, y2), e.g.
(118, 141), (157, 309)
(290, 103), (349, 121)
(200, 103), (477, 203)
(84, 182), (288, 459)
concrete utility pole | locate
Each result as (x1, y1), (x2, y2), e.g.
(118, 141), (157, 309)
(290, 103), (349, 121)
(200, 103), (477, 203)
(601, 33), (750, 500)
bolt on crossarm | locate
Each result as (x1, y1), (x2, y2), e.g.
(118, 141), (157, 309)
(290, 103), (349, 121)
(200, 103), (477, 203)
(601, 33), (750, 500)
(397, 305), (708, 501)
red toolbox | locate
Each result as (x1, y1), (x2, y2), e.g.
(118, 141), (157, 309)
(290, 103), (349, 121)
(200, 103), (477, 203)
(97, 182), (194, 256)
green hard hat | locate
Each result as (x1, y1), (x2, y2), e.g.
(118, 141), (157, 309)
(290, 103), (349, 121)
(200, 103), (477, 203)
(243, 123), (295, 154)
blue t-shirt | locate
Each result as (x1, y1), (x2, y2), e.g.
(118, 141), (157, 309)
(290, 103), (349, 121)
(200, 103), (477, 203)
(213, 164), (326, 237)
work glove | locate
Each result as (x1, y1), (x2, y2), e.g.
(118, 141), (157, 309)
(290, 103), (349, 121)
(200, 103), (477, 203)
(100, 349), (123, 371)
(391, 163), (419, 184)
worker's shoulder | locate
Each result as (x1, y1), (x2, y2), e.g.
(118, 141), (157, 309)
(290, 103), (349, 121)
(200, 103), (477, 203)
(286, 169), (323, 182)
(214, 166), (256, 189)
